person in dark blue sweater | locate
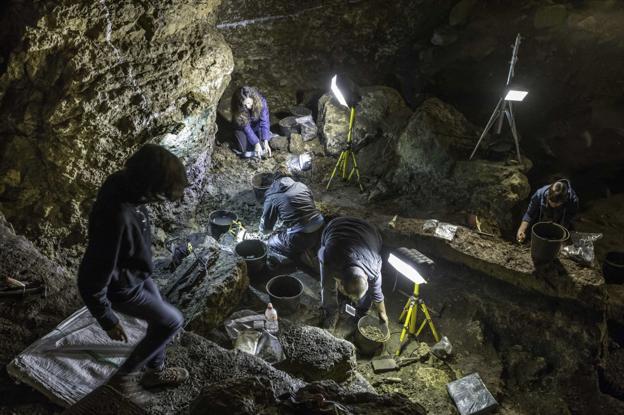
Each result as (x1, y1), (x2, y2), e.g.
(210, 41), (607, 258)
(318, 217), (388, 331)
(516, 179), (579, 242)
(260, 170), (324, 266)
(231, 86), (273, 159)
(78, 144), (190, 395)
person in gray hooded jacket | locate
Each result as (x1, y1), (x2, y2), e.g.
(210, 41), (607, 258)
(260, 171), (324, 265)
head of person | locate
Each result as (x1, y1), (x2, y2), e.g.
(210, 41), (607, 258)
(547, 180), (569, 208)
(335, 266), (368, 303)
(232, 86), (263, 127)
(273, 165), (292, 182)
(124, 144), (189, 203)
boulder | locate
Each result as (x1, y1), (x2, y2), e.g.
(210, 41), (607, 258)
(276, 323), (356, 383)
(0, 0), (234, 250)
(317, 86), (411, 157)
(269, 135), (288, 151)
(155, 234), (249, 336)
(288, 133), (305, 154)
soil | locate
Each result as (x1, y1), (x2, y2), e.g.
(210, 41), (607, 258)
(360, 326), (388, 342)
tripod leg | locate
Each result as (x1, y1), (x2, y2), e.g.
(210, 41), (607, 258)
(396, 302), (415, 356)
(326, 152), (345, 190)
(409, 302), (418, 334)
(420, 303), (440, 342)
(398, 298), (411, 322)
(348, 150), (364, 192)
(470, 98), (503, 160)
(506, 102), (522, 161)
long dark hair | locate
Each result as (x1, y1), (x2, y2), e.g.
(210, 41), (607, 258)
(124, 144), (189, 202)
(231, 86), (263, 127)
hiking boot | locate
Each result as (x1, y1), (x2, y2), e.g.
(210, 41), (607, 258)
(140, 367), (189, 389)
(105, 372), (149, 405)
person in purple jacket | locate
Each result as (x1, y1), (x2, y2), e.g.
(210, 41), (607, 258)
(78, 144), (190, 398)
(231, 86), (273, 159)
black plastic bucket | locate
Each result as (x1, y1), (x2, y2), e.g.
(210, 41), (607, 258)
(251, 172), (274, 204)
(265, 275), (303, 316)
(531, 222), (569, 265)
(235, 239), (267, 277)
(355, 315), (390, 356)
(278, 116), (299, 138)
(290, 105), (312, 118)
(603, 251), (624, 284)
(208, 210), (237, 240)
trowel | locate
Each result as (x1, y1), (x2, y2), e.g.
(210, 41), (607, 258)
(371, 356), (422, 374)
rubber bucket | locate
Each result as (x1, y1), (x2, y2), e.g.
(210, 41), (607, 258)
(530, 222), (569, 265)
(265, 275), (303, 316)
(278, 116), (299, 138)
(355, 314), (390, 356)
(290, 105), (312, 118)
(235, 239), (267, 277)
(603, 251), (624, 284)
(208, 210), (237, 240)
(251, 172), (274, 204)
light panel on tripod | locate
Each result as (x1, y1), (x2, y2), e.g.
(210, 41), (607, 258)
(388, 253), (427, 284)
(504, 89), (528, 101)
(331, 75), (349, 108)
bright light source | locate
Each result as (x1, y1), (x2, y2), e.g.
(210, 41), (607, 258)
(505, 89), (528, 101)
(388, 253), (427, 285)
(331, 75), (349, 108)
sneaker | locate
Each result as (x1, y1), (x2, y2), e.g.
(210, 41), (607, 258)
(140, 367), (189, 389)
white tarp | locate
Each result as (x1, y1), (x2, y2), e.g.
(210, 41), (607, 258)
(7, 307), (146, 407)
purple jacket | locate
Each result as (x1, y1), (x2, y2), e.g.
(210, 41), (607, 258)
(242, 96), (271, 145)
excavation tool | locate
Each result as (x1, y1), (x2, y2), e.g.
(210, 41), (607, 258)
(326, 74), (364, 192)
(470, 33), (527, 161)
(388, 248), (440, 356)
(371, 355), (425, 374)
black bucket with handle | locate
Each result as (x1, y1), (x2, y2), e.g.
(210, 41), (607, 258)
(531, 222), (569, 265)
(235, 239), (267, 278)
(603, 251), (624, 284)
(251, 172), (274, 204)
(265, 275), (303, 316)
(208, 210), (237, 240)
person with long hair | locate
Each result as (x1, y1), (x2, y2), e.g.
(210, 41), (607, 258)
(78, 144), (190, 399)
(516, 179), (579, 242)
(231, 86), (272, 159)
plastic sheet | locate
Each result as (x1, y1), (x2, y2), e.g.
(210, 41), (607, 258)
(224, 313), (285, 364)
(287, 152), (312, 172)
(422, 219), (458, 241)
(295, 115), (318, 141)
(447, 373), (498, 415)
(561, 231), (603, 266)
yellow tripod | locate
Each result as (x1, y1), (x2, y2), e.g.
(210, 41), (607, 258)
(396, 283), (440, 356)
(326, 107), (364, 192)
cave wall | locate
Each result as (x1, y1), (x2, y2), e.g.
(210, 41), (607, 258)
(0, 0), (234, 252)
(216, 0), (624, 193)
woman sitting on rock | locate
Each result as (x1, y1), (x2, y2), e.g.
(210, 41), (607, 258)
(231, 86), (272, 159)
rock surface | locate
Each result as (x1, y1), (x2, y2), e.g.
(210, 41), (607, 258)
(0, 0), (234, 251)
(0, 213), (80, 408)
(276, 322), (356, 383)
(154, 234), (249, 336)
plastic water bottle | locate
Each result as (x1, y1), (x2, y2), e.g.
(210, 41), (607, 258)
(264, 303), (279, 333)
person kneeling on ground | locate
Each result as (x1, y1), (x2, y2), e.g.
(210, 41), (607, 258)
(231, 86), (272, 159)
(317, 216), (388, 331)
(516, 179), (579, 243)
(77, 144), (190, 396)
(260, 168), (324, 269)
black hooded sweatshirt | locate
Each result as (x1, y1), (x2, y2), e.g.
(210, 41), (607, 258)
(259, 177), (323, 234)
(77, 172), (153, 331)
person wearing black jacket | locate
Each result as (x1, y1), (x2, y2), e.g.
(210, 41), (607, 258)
(260, 170), (324, 265)
(318, 217), (388, 331)
(77, 144), (190, 396)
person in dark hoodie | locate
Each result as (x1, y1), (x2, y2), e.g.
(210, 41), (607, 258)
(318, 217), (388, 331)
(231, 86), (272, 159)
(260, 168), (324, 266)
(517, 179), (579, 243)
(77, 144), (190, 396)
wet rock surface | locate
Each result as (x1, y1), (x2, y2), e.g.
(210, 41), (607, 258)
(276, 322), (356, 383)
(0, 0), (234, 251)
(0, 213), (80, 409)
(153, 233), (249, 336)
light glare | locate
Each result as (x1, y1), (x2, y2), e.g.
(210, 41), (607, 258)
(388, 253), (427, 285)
(331, 75), (349, 108)
(505, 89), (528, 101)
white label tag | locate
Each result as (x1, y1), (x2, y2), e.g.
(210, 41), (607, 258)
(345, 304), (356, 317)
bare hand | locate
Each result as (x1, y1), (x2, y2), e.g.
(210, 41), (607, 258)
(107, 323), (128, 343)
(516, 230), (526, 243)
(378, 310), (389, 326)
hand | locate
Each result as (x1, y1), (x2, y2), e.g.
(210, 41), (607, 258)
(107, 323), (128, 343)
(254, 142), (263, 157)
(262, 141), (272, 158)
(378, 310), (389, 326)
(516, 229), (526, 243)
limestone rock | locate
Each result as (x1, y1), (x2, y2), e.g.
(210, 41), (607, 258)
(318, 86), (411, 156)
(276, 323), (356, 382)
(269, 135), (288, 151)
(302, 137), (325, 156)
(155, 234), (249, 336)
(534, 5), (568, 29)
(288, 133), (305, 154)
(0, 0), (234, 250)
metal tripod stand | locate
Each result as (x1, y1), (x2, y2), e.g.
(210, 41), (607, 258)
(470, 33), (523, 161)
(326, 107), (364, 192)
(395, 282), (440, 356)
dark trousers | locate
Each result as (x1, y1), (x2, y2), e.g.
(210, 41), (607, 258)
(267, 229), (321, 260)
(111, 278), (183, 374)
(234, 129), (254, 153)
